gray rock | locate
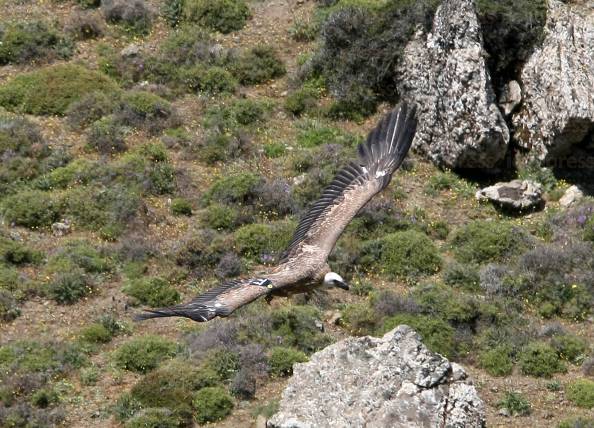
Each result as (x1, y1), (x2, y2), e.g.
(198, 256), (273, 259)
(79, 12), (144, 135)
(513, 0), (594, 163)
(120, 43), (141, 57)
(397, 0), (509, 169)
(51, 220), (71, 237)
(559, 185), (584, 208)
(499, 80), (522, 116)
(268, 325), (485, 428)
(476, 179), (543, 210)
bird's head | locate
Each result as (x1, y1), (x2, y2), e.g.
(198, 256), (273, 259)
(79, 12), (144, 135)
(323, 272), (349, 291)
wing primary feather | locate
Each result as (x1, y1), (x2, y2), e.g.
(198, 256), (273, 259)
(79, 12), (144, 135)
(281, 102), (417, 262)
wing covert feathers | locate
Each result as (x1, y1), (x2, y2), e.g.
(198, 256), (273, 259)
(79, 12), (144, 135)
(282, 102), (417, 261)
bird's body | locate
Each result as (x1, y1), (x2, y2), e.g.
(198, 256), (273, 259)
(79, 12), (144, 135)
(137, 103), (418, 323)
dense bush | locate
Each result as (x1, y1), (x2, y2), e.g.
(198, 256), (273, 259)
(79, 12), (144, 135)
(66, 91), (119, 129)
(567, 379), (594, 409)
(65, 11), (105, 40)
(116, 90), (179, 135)
(443, 262), (480, 292)
(204, 172), (262, 205)
(123, 276), (181, 307)
(193, 386), (234, 423)
(308, 1), (438, 117)
(269, 347), (308, 376)
(0, 64), (119, 116)
(48, 268), (94, 304)
(232, 46), (286, 85)
(497, 391), (531, 416)
(558, 417), (594, 428)
(183, 0), (251, 33)
(450, 220), (531, 264)
(360, 230), (441, 281)
(1, 190), (60, 229)
(78, 323), (113, 344)
(171, 198), (193, 216)
(233, 221), (295, 263)
(270, 305), (331, 353)
(478, 345), (513, 376)
(87, 116), (127, 154)
(113, 336), (179, 373)
(551, 335), (588, 364)
(285, 86), (321, 116)
(102, 0), (153, 35)
(0, 21), (72, 65)
(0, 290), (21, 322)
(124, 408), (185, 428)
(518, 342), (566, 378)
(296, 120), (359, 148)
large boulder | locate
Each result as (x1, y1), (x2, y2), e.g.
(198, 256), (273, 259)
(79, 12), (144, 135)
(512, 0), (594, 163)
(397, 0), (509, 170)
(268, 325), (485, 428)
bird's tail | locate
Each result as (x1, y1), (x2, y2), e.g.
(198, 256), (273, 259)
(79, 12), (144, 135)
(358, 102), (418, 188)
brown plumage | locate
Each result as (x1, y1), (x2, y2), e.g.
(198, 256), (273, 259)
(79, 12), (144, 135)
(136, 102), (417, 323)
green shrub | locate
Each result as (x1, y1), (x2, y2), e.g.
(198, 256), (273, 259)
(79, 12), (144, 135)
(0, 21), (70, 65)
(551, 335), (588, 364)
(289, 18), (318, 42)
(204, 99), (269, 129)
(341, 302), (378, 335)
(202, 348), (240, 381)
(183, 0), (250, 33)
(66, 91), (119, 129)
(80, 366), (100, 386)
(264, 142), (286, 158)
(0, 290), (21, 322)
(171, 198), (193, 216)
(497, 391), (531, 416)
(269, 347), (308, 377)
(558, 417), (594, 428)
(234, 221), (295, 262)
(361, 230), (441, 281)
(79, 323), (113, 344)
(478, 345), (513, 376)
(198, 131), (244, 165)
(567, 379), (594, 409)
(232, 46), (286, 85)
(0, 64), (119, 115)
(450, 220), (531, 264)
(1, 190), (60, 229)
(117, 90), (179, 135)
(205, 172), (262, 205)
(48, 268), (94, 304)
(87, 116), (127, 154)
(309, 1), (439, 118)
(201, 204), (239, 230)
(380, 314), (457, 358)
(124, 408), (185, 428)
(113, 335), (179, 373)
(192, 386), (234, 424)
(77, 0), (101, 8)
(31, 387), (60, 408)
(443, 262), (480, 291)
(0, 238), (42, 265)
(65, 11), (105, 40)
(127, 359), (219, 423)
(47, 240), (113, 274)
(123, 276), (180, 307)
(102, 0), (153, 35)
(162, 0), (184, 26)
(285, 86), (320, 116)
(519, 342), (567, 378)
(296, 121), (359, 148)
(271, 305), (332, 353)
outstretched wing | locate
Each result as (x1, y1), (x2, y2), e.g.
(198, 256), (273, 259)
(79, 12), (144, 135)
(135, 278), (272, 322)
(281, 103), (417, 264)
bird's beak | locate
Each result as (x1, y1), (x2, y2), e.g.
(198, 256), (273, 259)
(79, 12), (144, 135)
(335, 280), (349, 291)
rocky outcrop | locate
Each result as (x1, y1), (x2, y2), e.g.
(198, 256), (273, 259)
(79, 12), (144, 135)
(476, 180), (544, 211)
(268, 325), (485, 428)
(397, 0), (509, 170)
(513, 0), (594, 163)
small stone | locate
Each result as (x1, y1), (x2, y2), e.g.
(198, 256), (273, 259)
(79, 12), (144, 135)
(314, 319), (324, 332)
(499, 80), (522, 116)
(120, 43), (141, 57)
(476, 179), (543, 211)
(498, 408), (511, 417)
(51, 220), (71, 237)
(559, 185), (584, 207)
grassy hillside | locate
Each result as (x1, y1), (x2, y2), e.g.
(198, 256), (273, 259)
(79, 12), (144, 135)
(0, 0), (592, 427)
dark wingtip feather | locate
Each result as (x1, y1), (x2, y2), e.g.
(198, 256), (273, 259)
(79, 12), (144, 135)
(134, 305), (214, 322)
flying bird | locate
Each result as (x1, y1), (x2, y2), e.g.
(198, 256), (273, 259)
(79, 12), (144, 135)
(137, 102), (417, 322)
